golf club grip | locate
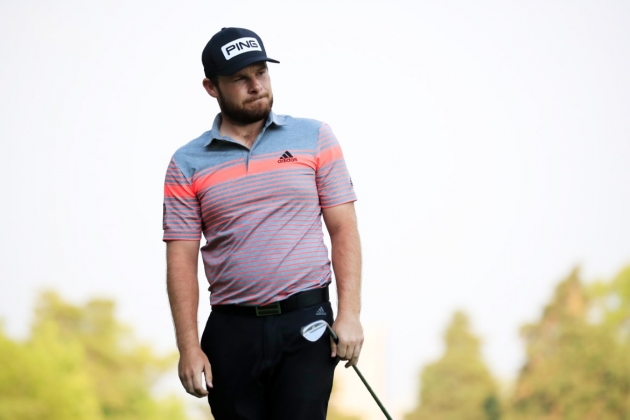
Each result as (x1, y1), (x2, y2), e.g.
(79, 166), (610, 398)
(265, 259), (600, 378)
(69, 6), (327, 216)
(326, 325), (339, 343)
(352, 366), (393, 420)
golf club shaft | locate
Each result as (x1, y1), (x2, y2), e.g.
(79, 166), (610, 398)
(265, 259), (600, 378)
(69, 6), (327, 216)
(326, 326), (393, 420)
(351, 365), (392, 420)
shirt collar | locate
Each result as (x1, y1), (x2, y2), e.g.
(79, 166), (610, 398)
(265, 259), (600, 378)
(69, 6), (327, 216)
(205, 111), (285, 147)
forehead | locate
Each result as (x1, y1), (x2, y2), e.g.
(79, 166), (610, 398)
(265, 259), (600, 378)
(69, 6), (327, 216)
(230, 61), (268, 77)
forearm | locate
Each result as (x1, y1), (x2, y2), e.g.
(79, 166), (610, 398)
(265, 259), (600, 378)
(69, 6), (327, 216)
(166, 241), (201, 353)
(323, 202), (363, 364)
(330, 218), (362, 317)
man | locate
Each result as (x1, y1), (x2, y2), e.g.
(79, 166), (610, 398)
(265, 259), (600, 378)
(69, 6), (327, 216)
(163, 27), (363, 420)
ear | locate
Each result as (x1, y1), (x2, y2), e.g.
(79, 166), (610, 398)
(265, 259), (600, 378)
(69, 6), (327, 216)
(203, 78), (219, 99)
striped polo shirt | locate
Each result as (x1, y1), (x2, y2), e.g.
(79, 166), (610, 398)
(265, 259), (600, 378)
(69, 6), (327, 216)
(163, 112), (356, 305)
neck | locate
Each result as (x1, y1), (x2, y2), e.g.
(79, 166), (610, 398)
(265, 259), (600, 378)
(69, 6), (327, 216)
(219, 115), (267, 149)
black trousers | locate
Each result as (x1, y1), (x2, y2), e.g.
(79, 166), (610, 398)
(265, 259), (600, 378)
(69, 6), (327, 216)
(201, 301), (338, 420)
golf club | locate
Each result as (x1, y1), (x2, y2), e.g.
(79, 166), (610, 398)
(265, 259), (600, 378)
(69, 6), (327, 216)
(300, 320), (393, 420)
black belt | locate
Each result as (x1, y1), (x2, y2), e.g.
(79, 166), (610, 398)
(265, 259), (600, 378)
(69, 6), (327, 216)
(212, 286), (329, 317)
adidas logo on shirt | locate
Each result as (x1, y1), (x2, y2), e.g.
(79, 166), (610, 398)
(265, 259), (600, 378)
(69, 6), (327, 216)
(316, 307), (326, 316)
(278, 150), (298, 163)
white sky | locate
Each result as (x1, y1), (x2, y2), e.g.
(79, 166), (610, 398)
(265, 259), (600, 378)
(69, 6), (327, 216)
(1, 0), (629, 414)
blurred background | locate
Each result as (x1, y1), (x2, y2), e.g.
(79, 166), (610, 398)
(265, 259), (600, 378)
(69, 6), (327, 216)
(1, 1), (629, 419)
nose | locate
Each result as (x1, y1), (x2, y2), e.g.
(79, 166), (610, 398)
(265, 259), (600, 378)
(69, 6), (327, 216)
(248, 77), (262, 93)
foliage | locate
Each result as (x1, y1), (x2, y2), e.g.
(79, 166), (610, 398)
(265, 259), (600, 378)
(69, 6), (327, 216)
(405, 311), (500, 420)
(509, 269), (630, 420)
(590, 266), (630, 344)
(0, 291), (187, 420)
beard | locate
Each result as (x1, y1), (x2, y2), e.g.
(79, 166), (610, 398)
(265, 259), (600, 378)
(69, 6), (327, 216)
(216, 88), (274, 125)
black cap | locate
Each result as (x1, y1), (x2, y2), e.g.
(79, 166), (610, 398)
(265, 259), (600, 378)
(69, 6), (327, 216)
(202, 27), (279, 78)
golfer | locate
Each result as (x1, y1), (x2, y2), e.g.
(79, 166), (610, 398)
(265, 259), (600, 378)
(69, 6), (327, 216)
(163, 27), (363, 419)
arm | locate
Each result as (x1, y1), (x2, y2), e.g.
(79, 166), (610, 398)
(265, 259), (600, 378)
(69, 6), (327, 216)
(322, 201), (364, 367)
(166, 240), (213, 396)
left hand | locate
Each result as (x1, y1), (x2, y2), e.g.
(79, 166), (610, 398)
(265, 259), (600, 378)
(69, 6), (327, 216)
(331, 314), (364, 368)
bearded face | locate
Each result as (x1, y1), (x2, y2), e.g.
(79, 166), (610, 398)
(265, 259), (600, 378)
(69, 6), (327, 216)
(215, 83), (273, 125)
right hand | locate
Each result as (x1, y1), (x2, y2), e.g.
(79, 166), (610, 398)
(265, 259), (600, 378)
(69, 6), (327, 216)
(178, 346), (213, 397)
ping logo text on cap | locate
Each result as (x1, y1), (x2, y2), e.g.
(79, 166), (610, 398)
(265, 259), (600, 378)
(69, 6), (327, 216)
(221, 37), (261, 60)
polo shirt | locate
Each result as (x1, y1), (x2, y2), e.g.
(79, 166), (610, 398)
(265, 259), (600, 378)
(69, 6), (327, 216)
(163, 112), (356, 305)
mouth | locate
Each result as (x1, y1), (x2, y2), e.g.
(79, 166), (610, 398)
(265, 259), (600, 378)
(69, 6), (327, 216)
(246, 96), (268, 104)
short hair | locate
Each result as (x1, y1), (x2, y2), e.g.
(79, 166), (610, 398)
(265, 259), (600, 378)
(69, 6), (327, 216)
(209, 74), (220, 89)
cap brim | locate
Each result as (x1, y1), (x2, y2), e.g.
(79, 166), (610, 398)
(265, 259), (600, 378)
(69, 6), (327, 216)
(218, 55), (280, 76)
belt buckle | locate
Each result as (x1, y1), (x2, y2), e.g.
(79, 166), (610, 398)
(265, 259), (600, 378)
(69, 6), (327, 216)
(255, 302), (281, 316)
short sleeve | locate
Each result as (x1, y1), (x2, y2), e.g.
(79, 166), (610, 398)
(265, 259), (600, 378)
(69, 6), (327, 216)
(162, 158), (202, 241)
(315, 123), (357, 208)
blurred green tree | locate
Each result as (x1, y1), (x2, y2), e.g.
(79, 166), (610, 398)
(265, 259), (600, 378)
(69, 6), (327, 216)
(0, 291), (187, 420)
(590, 266), (630, 345)
(509, 269), (630, 419)
(405, 311), (500, 420)
(0, 319), (102, 419)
